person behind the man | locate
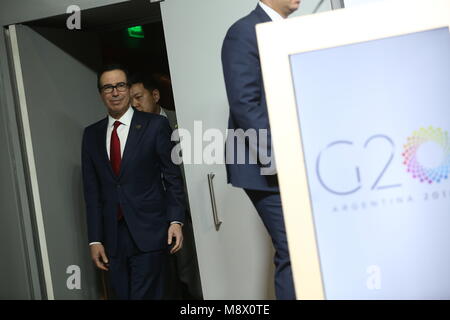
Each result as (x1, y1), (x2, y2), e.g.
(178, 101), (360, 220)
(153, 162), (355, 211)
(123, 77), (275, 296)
(221, 0), (301, 300)
(82, 64), (185, 300)
(129, 72), (203, 299)
(129, 73), (178, 130)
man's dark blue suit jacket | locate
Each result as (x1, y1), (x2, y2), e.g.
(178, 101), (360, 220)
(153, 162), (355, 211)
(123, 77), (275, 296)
(221, 4), (279, 192)
(82, 108), (185, 256)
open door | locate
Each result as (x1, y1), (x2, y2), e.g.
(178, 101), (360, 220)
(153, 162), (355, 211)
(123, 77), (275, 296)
(161, 0), (333, 299)
(7, 24), (105, 299)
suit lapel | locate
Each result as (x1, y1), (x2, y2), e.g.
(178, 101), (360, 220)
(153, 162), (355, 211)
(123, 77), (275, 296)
(96, 117), (116, 179)
(119, 110), (148, 179)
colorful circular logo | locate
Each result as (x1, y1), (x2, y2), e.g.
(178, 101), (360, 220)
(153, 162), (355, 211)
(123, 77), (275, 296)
(403, 126), (450, 184)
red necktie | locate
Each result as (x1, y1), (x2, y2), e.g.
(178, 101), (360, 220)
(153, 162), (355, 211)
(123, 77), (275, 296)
(110, 121), (122, 176)
(110, 121), (123, 220)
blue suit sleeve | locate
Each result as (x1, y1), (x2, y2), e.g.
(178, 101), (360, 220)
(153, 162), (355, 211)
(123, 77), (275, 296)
(221, 22), (274, 169)
(81, 129), (103, 244)
(156, 117), (186, 224)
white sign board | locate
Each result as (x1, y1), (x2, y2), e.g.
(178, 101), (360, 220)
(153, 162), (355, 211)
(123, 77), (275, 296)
(256, 0), (450, 299)
(344, 0), (385, 7)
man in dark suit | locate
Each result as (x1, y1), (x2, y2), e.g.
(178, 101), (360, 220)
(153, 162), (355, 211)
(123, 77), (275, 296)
(221, 0), (301, 300)
(82, 64), (185, 300)
(130, 73), (203, 300)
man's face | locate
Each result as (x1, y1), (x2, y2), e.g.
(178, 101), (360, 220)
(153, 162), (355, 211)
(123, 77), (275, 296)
(130, 83), (160, 114)
(271, 0), (301, 17)
(99, 70), (130, 118)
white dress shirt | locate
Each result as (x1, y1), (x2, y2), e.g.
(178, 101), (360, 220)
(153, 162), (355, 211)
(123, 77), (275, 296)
(259, 1), (285, 21)
(106, 106), (134, 159)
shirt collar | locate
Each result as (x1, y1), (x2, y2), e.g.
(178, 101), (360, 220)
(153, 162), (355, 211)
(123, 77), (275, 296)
(259, 1), (285, 21)
(108, 106), (134, 128)
(159, 107), (167, 118)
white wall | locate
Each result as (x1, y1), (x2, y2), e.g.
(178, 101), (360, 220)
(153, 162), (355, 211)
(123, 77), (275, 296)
(294, 0), (332, 16)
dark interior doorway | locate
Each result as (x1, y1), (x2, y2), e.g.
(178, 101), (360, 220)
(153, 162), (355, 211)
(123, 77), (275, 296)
(25, 0), (175, 110)
(18, 0), (201, 300)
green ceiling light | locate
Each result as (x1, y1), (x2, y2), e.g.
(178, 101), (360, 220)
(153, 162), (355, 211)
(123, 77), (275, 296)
(128, 26), (145, 39)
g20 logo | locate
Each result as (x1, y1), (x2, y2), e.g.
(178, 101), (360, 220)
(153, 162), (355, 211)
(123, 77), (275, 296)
(403, 127), (450, 184)
(316, 127), (450, 195)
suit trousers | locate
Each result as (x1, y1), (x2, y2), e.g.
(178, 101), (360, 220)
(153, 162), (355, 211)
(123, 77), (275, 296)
(244, 189), (296, 300)
(107, 219), (167, 300)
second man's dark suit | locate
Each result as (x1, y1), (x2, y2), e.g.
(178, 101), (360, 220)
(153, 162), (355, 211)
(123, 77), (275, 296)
(221, 4), (296, 300)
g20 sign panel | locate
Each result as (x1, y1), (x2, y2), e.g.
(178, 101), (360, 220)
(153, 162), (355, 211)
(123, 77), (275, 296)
(256, 0), (450, 299)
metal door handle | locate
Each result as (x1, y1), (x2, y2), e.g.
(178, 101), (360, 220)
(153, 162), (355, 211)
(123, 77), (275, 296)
(207, 173), (222, 231)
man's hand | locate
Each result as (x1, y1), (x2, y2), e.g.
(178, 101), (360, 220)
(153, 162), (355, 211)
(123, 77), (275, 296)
(90, 243), (109, 271)
(168, 223), (183, 254)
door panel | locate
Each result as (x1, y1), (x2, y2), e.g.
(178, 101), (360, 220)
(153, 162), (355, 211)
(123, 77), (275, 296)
(8, 24), (105, 299)
(161, 0), (332, 299)
(0, 94), (35, 299)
